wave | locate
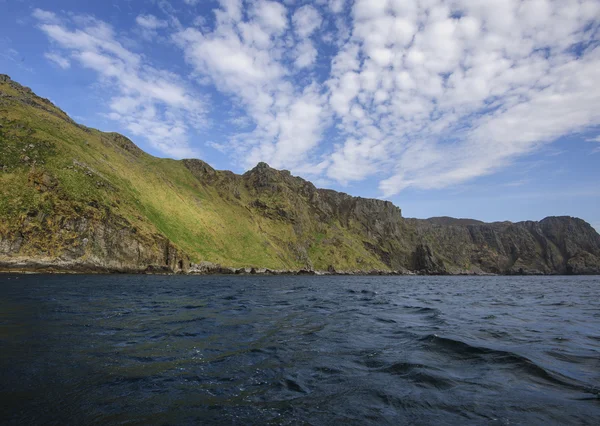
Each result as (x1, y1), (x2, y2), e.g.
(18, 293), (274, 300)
(166, 316), (208, 324)
(420, 334), (590, 392)
(402, 306), (441, 315)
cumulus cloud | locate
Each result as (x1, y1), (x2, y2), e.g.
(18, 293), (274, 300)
(251, 0), (288, 34)
(32, 0), (600, 195)
(173, 0), (329, 171)
(294, 40), (318, 69)
(325, 0), (600, 195)
(329, 0), (346, 14)
(290, 5), (322, 70)
(293, 5), (323, 38)
(34, 10), (204, 158)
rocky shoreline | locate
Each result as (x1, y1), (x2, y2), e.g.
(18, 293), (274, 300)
(0, 259), (588, 277)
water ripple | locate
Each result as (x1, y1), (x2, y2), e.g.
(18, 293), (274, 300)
(1, 274), (599, 425)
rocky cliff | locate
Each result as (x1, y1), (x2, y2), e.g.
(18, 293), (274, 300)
(1, 74), (599, 274)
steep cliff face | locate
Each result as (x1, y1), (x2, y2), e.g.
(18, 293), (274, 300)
(186, 158), (600, 275)
(0, 166), (189, 273)
(0, 209), (189, 273)
(404, 219), (600, 275)
(1, 74), (599, 274)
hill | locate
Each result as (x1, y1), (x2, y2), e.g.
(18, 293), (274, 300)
(1, 74), (599, 275)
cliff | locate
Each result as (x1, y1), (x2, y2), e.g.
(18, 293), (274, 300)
(1, 74), (599, 275)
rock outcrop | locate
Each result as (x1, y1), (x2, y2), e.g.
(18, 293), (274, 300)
(1, 74), (599, 275)
(0, 205), (189, 274)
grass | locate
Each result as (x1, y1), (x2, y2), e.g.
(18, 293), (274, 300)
(0, 77), (398, 271)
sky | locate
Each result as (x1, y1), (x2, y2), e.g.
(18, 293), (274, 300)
(1, 0), (599, 230)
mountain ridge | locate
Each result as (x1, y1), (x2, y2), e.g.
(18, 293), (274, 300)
(1, 74), (599, 275)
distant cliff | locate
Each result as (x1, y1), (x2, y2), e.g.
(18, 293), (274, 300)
(1, 74), (599, 275)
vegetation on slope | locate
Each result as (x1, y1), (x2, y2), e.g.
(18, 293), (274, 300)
(0, 74), (388, 271)
(1, 74), (600, 274)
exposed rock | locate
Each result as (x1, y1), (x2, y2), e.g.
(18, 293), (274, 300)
(412, 244), (447, 274)
(0, 206), (189, 274)
(566, 252), (600, 275)
(28, 170), (57, 192)
(106, 133), (143, 157)
(188, 261), (238, 275)
(183, 159), (217, 181)
(425, 216), (485, 226)
(1, 74), (599, 276)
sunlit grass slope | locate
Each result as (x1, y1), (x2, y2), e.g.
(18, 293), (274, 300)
(0, 75), (389, 271)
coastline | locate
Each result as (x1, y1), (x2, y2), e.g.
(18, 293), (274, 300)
(2, 75), (600, 281)
(1, 259), (591, 277)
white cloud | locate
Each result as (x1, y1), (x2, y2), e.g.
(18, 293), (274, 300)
(32, 1), (600, 196)
(206, 140), (227, 153)
(294, 40), (317, 69)
(34, 10), (205, 158)
(251, 0), (288, 34)
(324, 0), (600, 196)
(44, 52), (70, 69)
(135, 14), (169, 40)
(136, 14), (168, 30)
(32, 8), (59, 24)
(228, 114), (252, 128)
(329, 0), (346, 14)
(293, 5), (323, 38)
(173, 0), (329, 172)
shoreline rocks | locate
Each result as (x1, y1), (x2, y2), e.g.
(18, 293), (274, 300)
(0, 257), (581, 276)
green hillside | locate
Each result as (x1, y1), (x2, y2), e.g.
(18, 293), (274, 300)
(0, 74), (390, 272)
(2, 74), (600, 275)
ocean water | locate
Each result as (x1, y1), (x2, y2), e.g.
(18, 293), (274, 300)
(1, 274), (599, 425)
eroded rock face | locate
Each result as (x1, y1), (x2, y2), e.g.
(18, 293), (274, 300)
(412, 244), (446, 274)
(188, 161), (600, 275)
(406, 218), (600, 275)
(105, 133), (144, 157)
(5, 158), (600, 275)
(0, 209), (189, 274)
(2, 74), (599, 275)
(183, 159), (217, 181)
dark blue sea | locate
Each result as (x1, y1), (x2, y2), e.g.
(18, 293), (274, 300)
(1, 274), (599, 425)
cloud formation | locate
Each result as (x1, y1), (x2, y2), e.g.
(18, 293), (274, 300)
(173, 0), (329, 171)
(34, 10), (204, 158)
(326, 0), (600, 195)
(136, 14), (168, 30)
(44, 52), (70, 69)
(34, 0), (600, 195)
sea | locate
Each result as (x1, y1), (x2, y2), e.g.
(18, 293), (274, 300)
(1, 274), (599, 425)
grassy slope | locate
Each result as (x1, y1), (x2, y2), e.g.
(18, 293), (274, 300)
(0, 77), (387, 271)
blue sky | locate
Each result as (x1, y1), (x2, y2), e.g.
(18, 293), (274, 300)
(1, 0), (599, 230)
